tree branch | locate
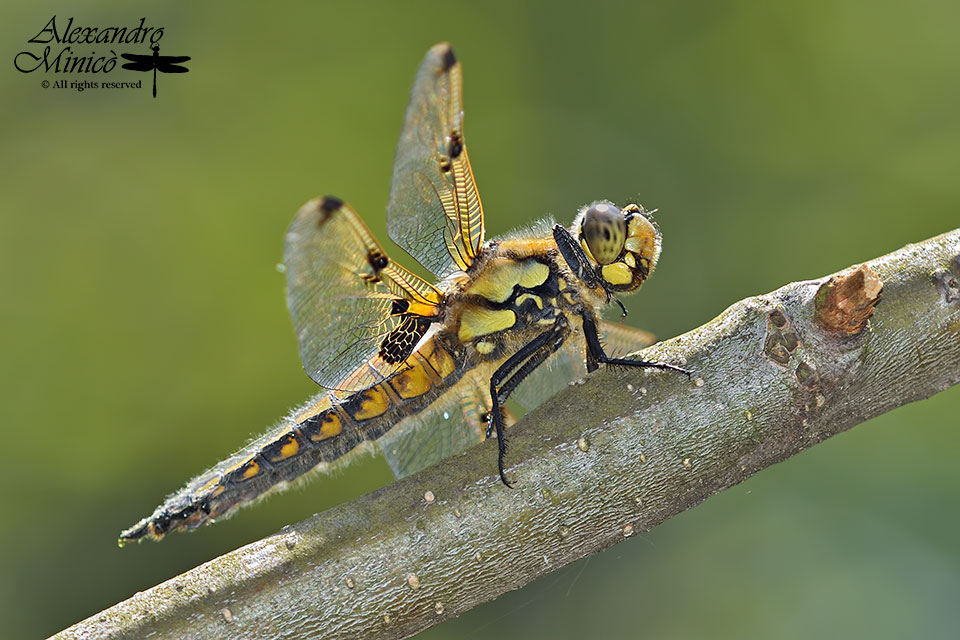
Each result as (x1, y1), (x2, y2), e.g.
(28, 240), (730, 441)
(53, 229), (960, 640)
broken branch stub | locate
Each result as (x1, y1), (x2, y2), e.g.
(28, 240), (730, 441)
(814, 264), (884, 334)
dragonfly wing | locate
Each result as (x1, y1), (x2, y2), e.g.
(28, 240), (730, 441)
(510, 321), (656, 410)
(387, 42), (485, 279)
(599, 320), (656, 357)
(285, 196), (443, 392)
(157, 64), (189, 73)
(510, 339), (588, 411)
(121, 57), (154, 71)
(380, 368), (515, 478)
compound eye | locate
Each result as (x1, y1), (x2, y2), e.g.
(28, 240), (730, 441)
(581, 203), (627, 265)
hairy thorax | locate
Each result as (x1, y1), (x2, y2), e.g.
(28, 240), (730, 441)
(441, 238), (599, 364)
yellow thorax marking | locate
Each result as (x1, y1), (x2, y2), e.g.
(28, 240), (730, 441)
(476, 341), (495, 354)
(458, 307), (517, 341)
(518, 262), (550, 288)
(465, 259), (550, 303)
(516, 293), (544, 309)
(497, 237), (556, 258)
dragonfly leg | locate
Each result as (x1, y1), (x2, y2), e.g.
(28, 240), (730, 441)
(554, 224), (626, 317)
(553, 224), (601, 290)
(487, 323), (568, 487)
(581, 311), (691, 376)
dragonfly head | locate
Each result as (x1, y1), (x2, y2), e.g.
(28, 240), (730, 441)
(572, 202), (661, 293)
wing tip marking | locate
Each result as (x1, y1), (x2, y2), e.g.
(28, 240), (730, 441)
(319, 195), (344, 213)
(438, 43), (457, 71)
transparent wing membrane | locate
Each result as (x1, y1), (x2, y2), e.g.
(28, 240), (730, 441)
(284, 197), (442, 392)
(380, 368), (515, 478)
(598, 319), (656, 357)
(511, 320), (656, 410)
(387, 42), (485, 278)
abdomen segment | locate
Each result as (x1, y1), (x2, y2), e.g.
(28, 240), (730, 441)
(118, 335), (464, 544)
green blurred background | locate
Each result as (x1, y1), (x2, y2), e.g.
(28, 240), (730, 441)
(2, 1), (958, 638)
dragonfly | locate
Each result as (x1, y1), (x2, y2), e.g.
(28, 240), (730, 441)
(120, 44), (190, 98)
(119, 43), (688, 544)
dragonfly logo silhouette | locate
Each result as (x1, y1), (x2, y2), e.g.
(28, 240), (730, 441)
(121, 44), (190, 98)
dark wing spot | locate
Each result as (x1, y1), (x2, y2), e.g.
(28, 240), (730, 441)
(441, 46), (457, 71)
(391, 298), (410, 315)
(315, 196), (343, 225)
(319, 195), (343, 213)
(448, 132), (463, 159)
(368, 252), (389, 271)
(379, 316), (432, 364)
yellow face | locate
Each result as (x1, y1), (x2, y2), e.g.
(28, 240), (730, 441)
(576, 202), (661, 292)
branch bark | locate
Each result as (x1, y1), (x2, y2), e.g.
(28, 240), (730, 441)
(53, 229), (960, 640)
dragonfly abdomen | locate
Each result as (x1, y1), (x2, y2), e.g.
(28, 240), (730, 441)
(118, 335), (465, 544)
